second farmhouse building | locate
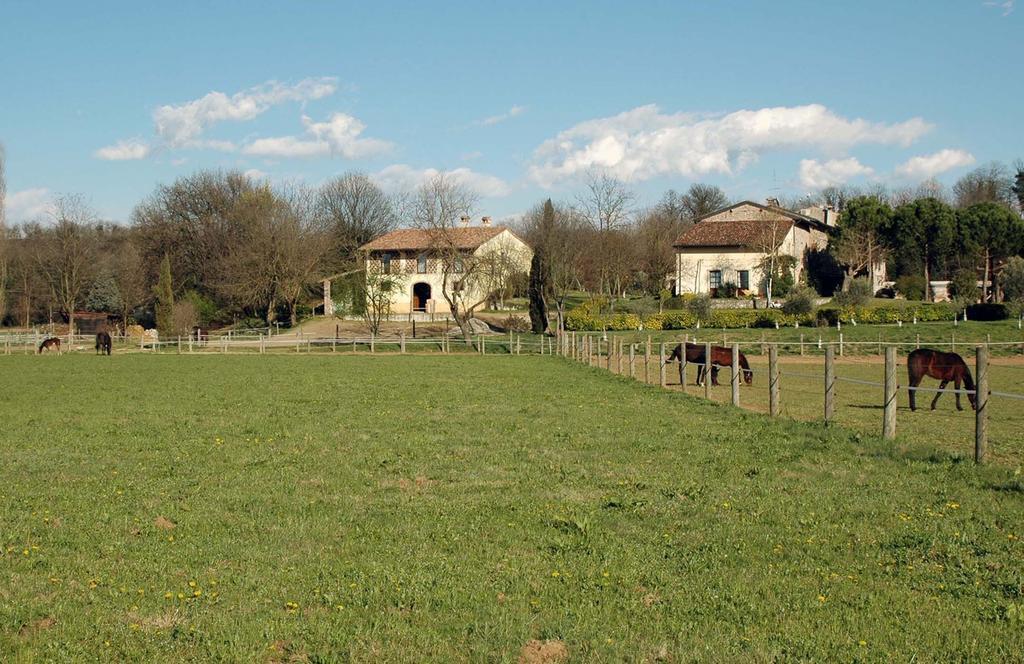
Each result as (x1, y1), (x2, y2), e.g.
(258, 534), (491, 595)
(672, 200), (858, 296)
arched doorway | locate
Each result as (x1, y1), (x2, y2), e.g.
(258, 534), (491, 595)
(412, 282), (431, 311)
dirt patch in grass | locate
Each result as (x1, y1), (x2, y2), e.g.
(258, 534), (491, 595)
(154, 516), (176, 530)
(383, 475), (434, 493)
(19, 616), (56, 637)
(519, 639), (569, 664)
(266, 640), (309, 663)
(127, 610), (182, 631)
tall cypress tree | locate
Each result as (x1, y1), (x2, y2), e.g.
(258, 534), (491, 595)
(528, 200), (554, 334)
(154, 254), (174, 338)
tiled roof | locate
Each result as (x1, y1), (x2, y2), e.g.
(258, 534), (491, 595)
(359, 226), (506, 252)
(673, 219), (793, 249)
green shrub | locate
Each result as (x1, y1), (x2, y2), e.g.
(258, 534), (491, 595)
(965, 303), (1009, 321)
(1000, 256), (1024, 303)
(686, 294), (712, 321)
(949, 269), (979, 304)
(832, 278), (873, 308)
(716, 281), (739, 298)
(894, 275), (926, 301)
(782, 284), (816, 316)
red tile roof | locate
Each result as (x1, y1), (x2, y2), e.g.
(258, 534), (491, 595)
(359, 226), (507, 252)
(673, 219), (793, 249)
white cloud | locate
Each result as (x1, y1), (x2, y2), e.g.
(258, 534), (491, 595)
(94, 138), (151, 160)
(153, 77), (337, 147)
(5, 188), (53, 222)
(893, 149), (975, 179)
(984, 1), (1015, 16)
(372, 164), (511, 197)
(529, 103), (932, 186)
(242, 112), (392, 159)
(479, 105), (526, 126)
(243, 168), (269, 181)
(799, 158), (875, 189)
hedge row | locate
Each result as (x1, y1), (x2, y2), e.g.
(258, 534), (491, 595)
(564, 303), (959, 331)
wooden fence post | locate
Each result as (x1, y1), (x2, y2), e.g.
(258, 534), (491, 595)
(607, 339), (613, 370)
(259, 335), (264, 354)
(825, 345), (835, 424)
(644, 337), (651, 384)
(883, 346), (897, 440)
(799, 333), (805, 356)
(400, 332), (406, 354)
(975, 345), (989, 464)
(371, 333), (376, 354)
(839, 333), (844, 357)
(617, 339), (624, 375)
(769, 345), (779, 417)
(517, 335), (521, 355)
(731, 344), (740, 407)
(629, 344), (635, 379)
(660, 342), (667, 387)
(704, 342), (711, 400)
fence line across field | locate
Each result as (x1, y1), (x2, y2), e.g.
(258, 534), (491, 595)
(559, 332), (1024, 465)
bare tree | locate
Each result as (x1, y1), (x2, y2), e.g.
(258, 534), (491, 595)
(409, 173), (484, 345)
(361, 263), (405, 336)
(109, 235), (148, 331)
(316, 173), (397, 272)
(954, 162), (1014, 208)
(753, 218), (792, 306)
(34, 195), (100, 334)
(575, 170), (634, 295)
(635, 206), (684, 298)
(275, 186), (332, 326)
(678, 183), (729, 222)
(523, 200), (586, 331)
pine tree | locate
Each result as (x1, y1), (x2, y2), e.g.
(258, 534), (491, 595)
(1013, 163), (1024, 212)
(154, 255), (174, 338)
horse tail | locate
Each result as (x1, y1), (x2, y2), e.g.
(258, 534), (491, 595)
(960, 360), (976, 394)
(38, 341), (44, 354)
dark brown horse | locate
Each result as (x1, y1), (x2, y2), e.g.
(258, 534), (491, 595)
(95, 331), (112, 355)
(38, 337), (61, 354)
(907, 348), (976, 411)
(668, 343), (753, 386)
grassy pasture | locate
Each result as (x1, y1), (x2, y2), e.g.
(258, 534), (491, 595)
(1, 355), (1023, 661)
(613, 353), (1024, 468)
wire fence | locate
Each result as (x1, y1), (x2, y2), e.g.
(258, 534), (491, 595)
(554, 331), (1024, 466)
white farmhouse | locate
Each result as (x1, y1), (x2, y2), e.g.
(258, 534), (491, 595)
(672, 200), (838, 296)
(356, 217), (531, 315)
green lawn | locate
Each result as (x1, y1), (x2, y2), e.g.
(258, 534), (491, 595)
(2, 355), (1023, 660)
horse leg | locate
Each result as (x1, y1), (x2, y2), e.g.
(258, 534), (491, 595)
(711, 366), (720, 386)
(696, 364), (704, 386)
(954, 377), (963, 411)
(908, 374), (920, 411)
(930, 380), (948, 410)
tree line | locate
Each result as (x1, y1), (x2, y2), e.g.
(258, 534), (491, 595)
(0, 150), (1021, 336)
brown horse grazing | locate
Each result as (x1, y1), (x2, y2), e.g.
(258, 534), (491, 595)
(38, 337), (61, 354)
(95, 331), (112, 355)
(668, 343), (753, 386)
(907, 348), (976, 411)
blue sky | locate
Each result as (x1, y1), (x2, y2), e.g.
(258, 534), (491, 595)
(1, 0), (1020, 224)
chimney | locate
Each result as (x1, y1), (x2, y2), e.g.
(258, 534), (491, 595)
(765, 197), (781, 208)
(460, 215), (470, 227)
(481, 216), (492, 227)
(819, 204), (834, 226)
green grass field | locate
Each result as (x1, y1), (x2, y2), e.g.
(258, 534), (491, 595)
(2, 355), (1023, 661)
